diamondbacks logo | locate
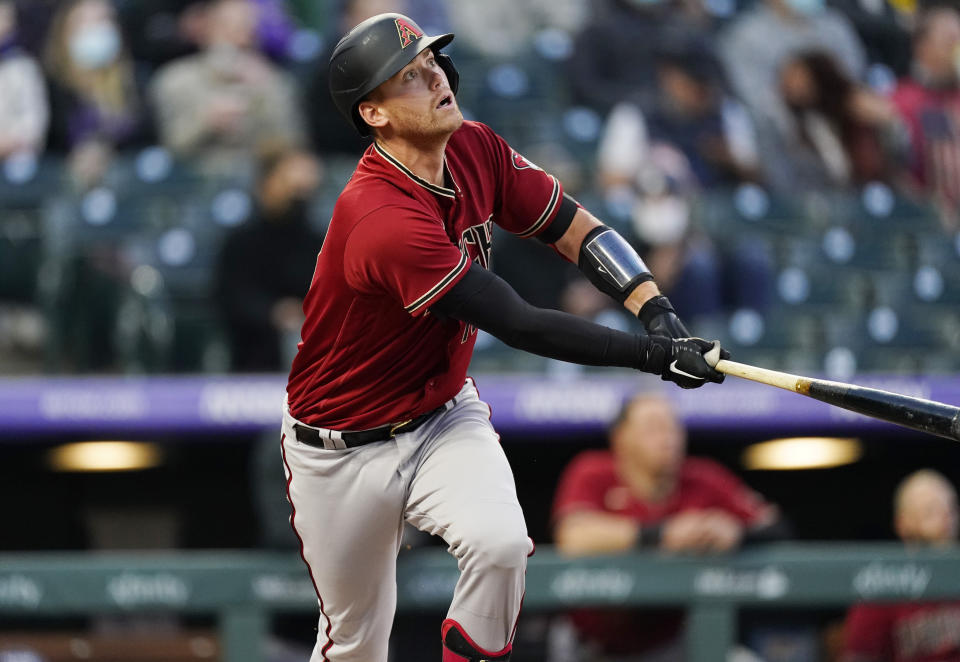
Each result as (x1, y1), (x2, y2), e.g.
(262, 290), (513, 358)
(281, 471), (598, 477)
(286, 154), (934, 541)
(460, 218), (493, 270)
(458, 217), (494, 343)
(395, 18), (423, 48)
(511, 150), (542, 171)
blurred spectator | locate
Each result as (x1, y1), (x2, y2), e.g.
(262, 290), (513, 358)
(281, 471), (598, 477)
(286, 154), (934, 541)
(569, 0), (712, 114)
(595, 51), (772, 320)
(115, 0), (207, 69)
(0, 0), (48, 158)
(761, 50), (904, 190)
(718, 0), (867, 132)
(118, 0), (298, 68)
(891, 6), (960, 228)
(150, 0), (306, 178)
(249, 0), (299, 61)
(599, 49), (760, 190)
(842, 469), (960, 661)
(444, 0), (585, 58)
(215, 144), (323, 372)
(828, 0), (913, 76)
(43, 0), (151, 187)
(10, 0), (58, 56)
(552, 393), (788, 660)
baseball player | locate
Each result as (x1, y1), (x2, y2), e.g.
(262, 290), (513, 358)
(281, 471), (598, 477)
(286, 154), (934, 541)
(281, 13), (728, 662)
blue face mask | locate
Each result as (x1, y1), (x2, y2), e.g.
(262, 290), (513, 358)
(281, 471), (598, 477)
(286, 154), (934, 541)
(784, 0), (825, 15)
(68, 22), (121, 70)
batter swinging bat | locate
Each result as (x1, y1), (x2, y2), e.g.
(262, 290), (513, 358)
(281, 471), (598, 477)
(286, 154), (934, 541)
(714, 359), (960, 441)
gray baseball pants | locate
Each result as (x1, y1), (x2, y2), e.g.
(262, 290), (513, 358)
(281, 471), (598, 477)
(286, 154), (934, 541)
(281, 379), (532, 661)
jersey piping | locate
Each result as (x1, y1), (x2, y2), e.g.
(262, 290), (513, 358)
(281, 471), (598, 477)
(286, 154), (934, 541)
(404, 250), (469, 313)
(373, 142), (458, 198)
(515, 175), (560, 238)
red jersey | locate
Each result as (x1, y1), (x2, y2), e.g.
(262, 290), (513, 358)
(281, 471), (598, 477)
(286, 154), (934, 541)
(552, 451), (772, 525)
(552, 451), (773, 655)
(286, 121), (564, 429)
(845, 602), (960, 662)
(891, 79), (960, 206)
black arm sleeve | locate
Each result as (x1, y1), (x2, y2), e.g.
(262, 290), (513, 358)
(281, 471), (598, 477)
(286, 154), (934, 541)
(536, 193), (578, 244)
(432, 263), (653, 370)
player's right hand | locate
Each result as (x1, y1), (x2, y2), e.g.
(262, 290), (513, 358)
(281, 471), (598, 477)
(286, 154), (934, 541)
(646, 336), (728, 389)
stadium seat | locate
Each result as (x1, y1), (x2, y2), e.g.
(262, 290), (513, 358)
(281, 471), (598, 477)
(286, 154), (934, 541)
(0, 207), (43, 302)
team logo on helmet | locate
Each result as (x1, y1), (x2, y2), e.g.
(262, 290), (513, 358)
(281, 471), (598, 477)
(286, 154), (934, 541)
(395, 18), (423, 48)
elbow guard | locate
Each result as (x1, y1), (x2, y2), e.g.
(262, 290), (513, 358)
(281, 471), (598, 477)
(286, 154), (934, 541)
(577, 226), (654, 303)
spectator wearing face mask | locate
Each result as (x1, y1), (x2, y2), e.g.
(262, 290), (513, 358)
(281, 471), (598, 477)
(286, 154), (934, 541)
(0, 0), (48, 158)
(214, 144), (324, 372)
(43, 0), (152, 185)
(595, 47), (771, 320)
(150, 0), (306, 178)
(718, 0), (867, 135)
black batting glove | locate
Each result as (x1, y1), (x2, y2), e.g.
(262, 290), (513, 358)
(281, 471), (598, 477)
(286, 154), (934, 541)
(642, 336), (729, 389)
(639, 295), (691, 339)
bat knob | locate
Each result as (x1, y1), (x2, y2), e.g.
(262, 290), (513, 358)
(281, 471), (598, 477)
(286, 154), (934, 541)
(704, 340), (722, 368)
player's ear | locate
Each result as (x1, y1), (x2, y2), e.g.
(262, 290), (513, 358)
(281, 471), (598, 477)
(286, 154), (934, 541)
(357, 99), (388, 132)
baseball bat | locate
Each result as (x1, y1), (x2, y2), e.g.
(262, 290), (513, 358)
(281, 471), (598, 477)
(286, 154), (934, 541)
(715, 359), (960, 441)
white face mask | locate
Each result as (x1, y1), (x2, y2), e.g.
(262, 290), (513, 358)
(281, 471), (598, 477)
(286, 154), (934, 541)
(68, 22), (121, 70)
(632, 194), (690, 245)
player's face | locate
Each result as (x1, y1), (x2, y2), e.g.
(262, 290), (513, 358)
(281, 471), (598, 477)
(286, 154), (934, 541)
(370, 48), (463, 140)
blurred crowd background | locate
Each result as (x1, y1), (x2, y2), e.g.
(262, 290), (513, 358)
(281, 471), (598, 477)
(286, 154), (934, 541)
(0, 0), (958, 378)
(3, 0), (960, 661)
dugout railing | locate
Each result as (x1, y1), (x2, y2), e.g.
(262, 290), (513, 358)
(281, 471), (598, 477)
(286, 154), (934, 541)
(2, 543), (960, 661)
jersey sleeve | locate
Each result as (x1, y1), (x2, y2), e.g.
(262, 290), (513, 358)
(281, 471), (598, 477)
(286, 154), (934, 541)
(552, 452), (611, 521)
(343, 205), (470, 317)
(843, 604), (893, 658)
(474, 123), (565, 239)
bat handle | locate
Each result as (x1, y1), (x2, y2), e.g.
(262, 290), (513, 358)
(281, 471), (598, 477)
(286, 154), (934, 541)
(715, 359), (807, 394)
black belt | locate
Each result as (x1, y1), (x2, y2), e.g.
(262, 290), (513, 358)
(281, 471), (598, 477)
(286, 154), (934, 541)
(293, 404), (446, 450)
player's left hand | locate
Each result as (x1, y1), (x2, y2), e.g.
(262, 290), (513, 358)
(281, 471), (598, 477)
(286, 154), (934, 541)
(638, 295), (691, 339)
(653, 337), (729, 389)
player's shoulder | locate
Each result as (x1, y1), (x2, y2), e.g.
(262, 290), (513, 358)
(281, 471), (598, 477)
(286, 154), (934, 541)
(335, 154), (419, 216)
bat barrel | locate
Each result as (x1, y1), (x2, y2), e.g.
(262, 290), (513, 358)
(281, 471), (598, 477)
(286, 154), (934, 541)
(804, 380), (960, 441)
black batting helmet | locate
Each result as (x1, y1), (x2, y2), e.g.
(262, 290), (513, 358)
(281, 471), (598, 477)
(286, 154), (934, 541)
(328, 13), (459, 136)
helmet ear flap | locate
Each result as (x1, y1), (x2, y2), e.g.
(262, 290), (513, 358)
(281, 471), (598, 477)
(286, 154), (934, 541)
(436, 53), (459, 95)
